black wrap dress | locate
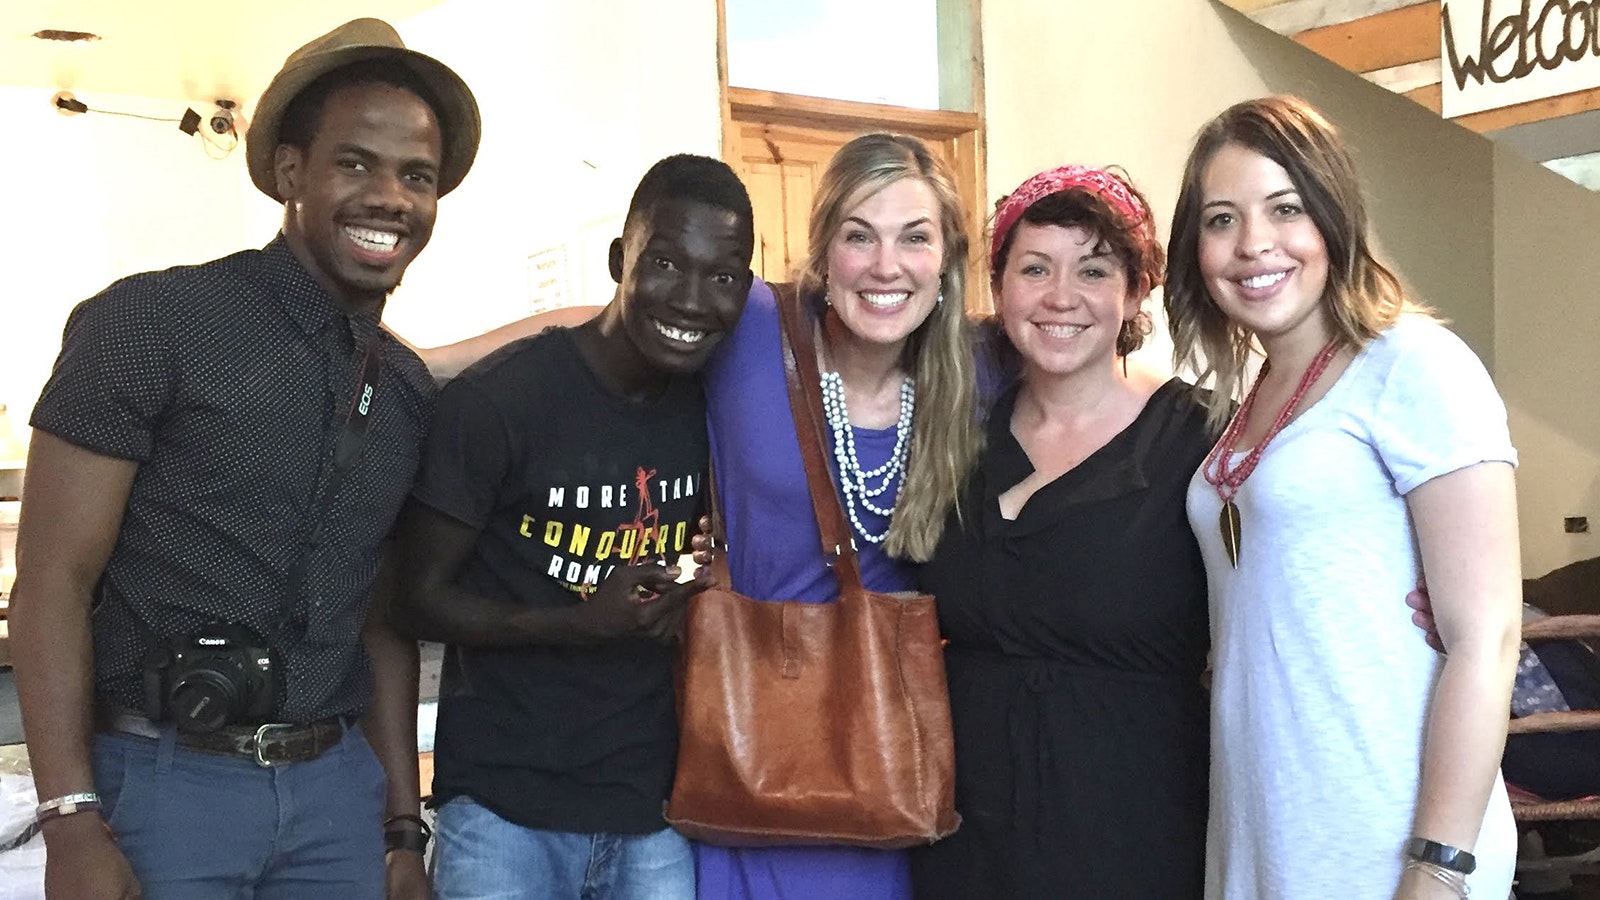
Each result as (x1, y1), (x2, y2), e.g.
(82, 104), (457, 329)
(909, 379), (1213, 900)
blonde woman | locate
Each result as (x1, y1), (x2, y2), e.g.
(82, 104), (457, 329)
(1166, 96), (1520, 900)
(693, 132), (980, 900)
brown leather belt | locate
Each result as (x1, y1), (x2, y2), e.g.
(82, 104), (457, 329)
(96, 709), (349, 767)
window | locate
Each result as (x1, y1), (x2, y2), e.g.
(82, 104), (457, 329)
(725, 0), (942, 110)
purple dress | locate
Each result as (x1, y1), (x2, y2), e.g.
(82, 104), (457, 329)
(693, 279), (913, 900)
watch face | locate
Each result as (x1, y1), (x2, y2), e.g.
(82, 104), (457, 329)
(1408, 838), (1476, 874)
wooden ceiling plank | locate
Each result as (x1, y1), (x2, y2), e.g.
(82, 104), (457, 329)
(1220, 0), (1296, 13)
(1454, 86), (1600, 133)
(1294, 2), (1440, 73)
(1403, 82), (1444, 114)
(1402, 79), (1600, 133)
(1245, 0), (1433, 37)
(727, 86), (979, 138)
(1366, 57), (1442, 94)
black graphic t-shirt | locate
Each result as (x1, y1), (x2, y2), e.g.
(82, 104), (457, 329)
(412, 326), (707, 834)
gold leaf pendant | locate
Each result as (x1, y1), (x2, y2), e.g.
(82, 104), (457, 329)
(1219, 499), (1242, 568)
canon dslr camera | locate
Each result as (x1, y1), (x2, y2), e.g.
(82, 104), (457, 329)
(143, 624), (278, 734)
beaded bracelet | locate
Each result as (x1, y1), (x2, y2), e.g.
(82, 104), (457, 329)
(1403, 859), (1470, 899)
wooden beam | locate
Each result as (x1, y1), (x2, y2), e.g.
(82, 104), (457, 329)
(716, 0), (735, 166)
(937, 0), (980, 113)
(727, 87), (980, 138)
(1294, 2), (1439, 73)
(1405, 80), (1600, 133)
(1365, 58), (1441, 94)
(1509, 710), (1600, 735)
(1459, 84), (1600, 132)
(937, 0), (989, 310)
(1236, 0), (1431, 36)
(1403, 81), (1444, 114)
(1219, 0), (1288, 12)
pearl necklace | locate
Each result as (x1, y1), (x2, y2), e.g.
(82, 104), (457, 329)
(818, 370), (915, 544)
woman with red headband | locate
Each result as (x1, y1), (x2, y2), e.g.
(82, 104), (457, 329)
(909, 166), (1211, 898)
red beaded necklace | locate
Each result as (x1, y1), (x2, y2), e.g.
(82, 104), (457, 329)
(1202, 338), (1342, 567)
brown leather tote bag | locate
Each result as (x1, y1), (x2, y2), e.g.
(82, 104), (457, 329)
(663, 284), (960, 849)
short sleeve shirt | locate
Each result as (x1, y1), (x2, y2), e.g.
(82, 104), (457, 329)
(414, 327), (708, 834)
(1192, 316), (1518, 898)
(30, 236), (435, 722)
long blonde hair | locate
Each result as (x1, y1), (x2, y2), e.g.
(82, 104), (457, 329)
(797, 133), (981, 562)
(1165, 95), (1431, 430)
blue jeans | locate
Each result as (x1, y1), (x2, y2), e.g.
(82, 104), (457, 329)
(90, 723), (386, 899)
(431, 796), (693, 900)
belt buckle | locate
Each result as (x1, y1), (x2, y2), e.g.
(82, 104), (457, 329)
(252, 723), (296, 767)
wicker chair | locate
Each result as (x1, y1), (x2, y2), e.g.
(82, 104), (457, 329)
(1510, 558), (1600, 882)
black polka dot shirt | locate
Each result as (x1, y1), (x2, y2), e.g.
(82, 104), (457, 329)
(31, 236), (435, 723)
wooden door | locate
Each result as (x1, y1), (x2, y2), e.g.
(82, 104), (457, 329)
(729, 121), (837, 284)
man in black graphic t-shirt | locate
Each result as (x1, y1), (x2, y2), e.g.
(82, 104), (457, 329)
(393, 154), (753, 900)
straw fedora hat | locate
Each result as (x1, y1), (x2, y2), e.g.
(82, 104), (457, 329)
(245, 18), (481, 202)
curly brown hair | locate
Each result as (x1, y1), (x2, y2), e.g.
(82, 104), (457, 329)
(989, 170), (1163, 357)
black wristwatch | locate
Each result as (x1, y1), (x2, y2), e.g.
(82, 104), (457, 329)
(1406, 837), (1476, 874)
(383, 813), (432, 855)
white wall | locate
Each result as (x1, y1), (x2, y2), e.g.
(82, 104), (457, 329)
(1492, 145), (1600, 576)
(0, 0), (723, 451)
(379, 0), (723, 345)
(0, 87), (264, 451)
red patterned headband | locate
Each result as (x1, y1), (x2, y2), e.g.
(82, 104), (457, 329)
(990, 165), (1154, 267)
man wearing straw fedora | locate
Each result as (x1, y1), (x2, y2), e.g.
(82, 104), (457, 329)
(11, 18), (478, 899)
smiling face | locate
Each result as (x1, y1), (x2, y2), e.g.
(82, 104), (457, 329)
(1197, 142), (1332, 352)
(999, 222), (1138, 380)
(612, 198), (753, 375)
(275, 81), (442, 315)
(824, 177), (946, 350)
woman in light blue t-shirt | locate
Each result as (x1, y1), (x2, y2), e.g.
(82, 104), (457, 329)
(1165, 95), (1520, 900)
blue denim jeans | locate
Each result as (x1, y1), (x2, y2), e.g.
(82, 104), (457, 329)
(90, 723), (386, 899)
(431, 796), (693, 900)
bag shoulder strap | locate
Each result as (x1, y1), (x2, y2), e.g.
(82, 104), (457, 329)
(706, 455), (734, 586)
(771, 282), (866, 593)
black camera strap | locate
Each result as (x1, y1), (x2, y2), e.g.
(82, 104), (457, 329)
(283, 339), (384, 606)
(100, 339), (381, 661)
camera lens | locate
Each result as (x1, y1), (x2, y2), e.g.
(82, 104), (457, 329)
(170, 669), (242, 733)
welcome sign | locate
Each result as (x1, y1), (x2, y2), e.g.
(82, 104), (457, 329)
(1442, 0), (1600, 117)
